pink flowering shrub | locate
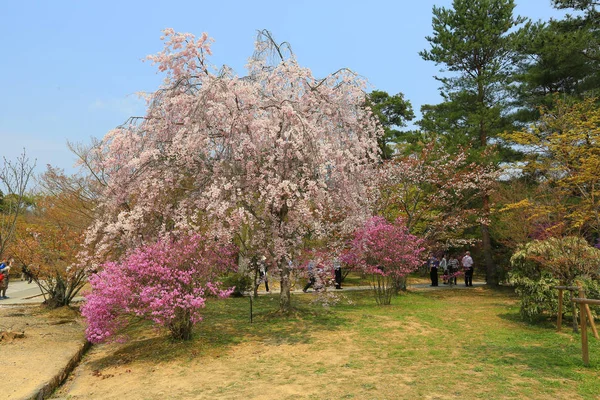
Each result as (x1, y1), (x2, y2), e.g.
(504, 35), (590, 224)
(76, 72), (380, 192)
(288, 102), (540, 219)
(342, 217), (425, 305)
(81, 234), (237, 342)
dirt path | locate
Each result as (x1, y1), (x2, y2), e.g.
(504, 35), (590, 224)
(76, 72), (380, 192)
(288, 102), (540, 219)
(0, 305), (86, 400)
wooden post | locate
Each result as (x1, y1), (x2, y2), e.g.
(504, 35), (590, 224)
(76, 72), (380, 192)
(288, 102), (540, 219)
(585, 304), (598, 339)
(557, 289), (563, 332)
(577, 284), (599, 340)
(579, 299), (589, 366)
(572, 298), (600, 365)
(554, 286), (581, 333)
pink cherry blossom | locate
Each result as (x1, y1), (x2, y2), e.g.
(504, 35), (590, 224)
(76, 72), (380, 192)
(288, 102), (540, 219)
(80, 30), (382, 312)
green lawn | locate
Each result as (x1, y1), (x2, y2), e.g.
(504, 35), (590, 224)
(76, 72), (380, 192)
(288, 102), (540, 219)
(70, 286), (600, 400)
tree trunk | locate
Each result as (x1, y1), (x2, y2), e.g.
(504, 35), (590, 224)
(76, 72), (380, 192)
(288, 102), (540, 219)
(279, 259), (291, 313)
(253, 267), (259, 298)
(481, 194), (497, 286)
(170, 309), (193, 340)
(476, 77), (496, 286)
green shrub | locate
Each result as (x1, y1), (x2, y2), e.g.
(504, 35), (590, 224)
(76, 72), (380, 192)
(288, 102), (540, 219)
(509, 271), (560, 321)
(509, 270), (600, 322)
(221, 272), (253, 297)
(581, 278), (600, 320)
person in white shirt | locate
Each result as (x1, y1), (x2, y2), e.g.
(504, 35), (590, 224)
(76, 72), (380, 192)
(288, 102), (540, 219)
(461, 251), (474, 287)
(440, 254), (448, 284)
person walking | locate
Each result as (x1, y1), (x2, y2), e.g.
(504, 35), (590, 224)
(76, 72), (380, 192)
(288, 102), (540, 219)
(0, 258), (13, 299)
(429, 255), (439, 287)
(303, 261), (316, 292)
(462, 251), (474, 287)
(21, 264), (34, 284)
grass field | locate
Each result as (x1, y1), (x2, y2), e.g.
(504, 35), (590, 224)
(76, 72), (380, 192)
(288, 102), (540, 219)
(55, 285), (600, 400)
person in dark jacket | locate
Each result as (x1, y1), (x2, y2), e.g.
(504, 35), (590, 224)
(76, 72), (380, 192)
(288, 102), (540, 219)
(429, 255), (439, 287)
(303, 261), (316, 292)
(333, 258), (342, 289)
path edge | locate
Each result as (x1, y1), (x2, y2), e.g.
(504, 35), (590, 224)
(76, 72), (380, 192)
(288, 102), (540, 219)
(27, 340), (92, 400)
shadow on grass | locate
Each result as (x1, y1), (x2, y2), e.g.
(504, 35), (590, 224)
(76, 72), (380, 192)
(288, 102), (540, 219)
(87, 293), (348, 370)
(497, 310), (559, 331)
(479, 310), (600, 373)
(472, 335), (600, 373)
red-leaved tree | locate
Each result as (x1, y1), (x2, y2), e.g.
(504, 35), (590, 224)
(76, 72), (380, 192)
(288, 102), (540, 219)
(376, 143), (498, 248)
(342, 217), (426, 305)
(81, 234), (236, 342)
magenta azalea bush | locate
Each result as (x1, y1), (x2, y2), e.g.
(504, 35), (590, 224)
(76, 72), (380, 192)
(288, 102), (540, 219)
(343, 217), (425, 304)
(81, 234), (237, 342)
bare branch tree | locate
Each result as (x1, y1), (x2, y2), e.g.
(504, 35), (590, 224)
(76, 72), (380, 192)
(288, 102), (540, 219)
(0, 149), (36, 258)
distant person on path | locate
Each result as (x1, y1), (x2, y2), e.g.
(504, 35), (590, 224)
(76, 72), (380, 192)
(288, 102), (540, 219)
(448, 255), (459, 285)
(0, 258), (13, 299)
(462, 251), (474, 287)
(21, 264), (34, 284)
(303, 261), (316, 292)
(333, 258), (342, 289)
(440, 254), (448, 284)
(429, 255), (439, 287)
(258, 256), (269, 293)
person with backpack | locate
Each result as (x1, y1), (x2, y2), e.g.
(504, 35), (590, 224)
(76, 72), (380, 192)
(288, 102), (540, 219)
(0, 258), (13, 299)
(0, 259), (6, 292)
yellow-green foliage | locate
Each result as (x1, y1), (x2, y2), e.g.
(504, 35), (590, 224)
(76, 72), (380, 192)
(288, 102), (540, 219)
(510, 236), (600, 284)
(503, 97), (600, 236)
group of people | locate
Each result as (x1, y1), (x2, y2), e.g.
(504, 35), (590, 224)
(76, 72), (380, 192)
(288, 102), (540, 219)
(428, 251), (474, 287)
(256, 252), (473, 294)
(254, 258), (343, 294)
(302, 259), (343, 293)
(0, 258), (14, 299)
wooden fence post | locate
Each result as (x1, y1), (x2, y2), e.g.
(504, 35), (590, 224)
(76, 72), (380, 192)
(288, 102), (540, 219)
(586, 304), (599, 340)
(579, 298), (589, 366)
(572, 298), (600, 366)
(554, 285), (581, 333)
(577, 284), (599, 340)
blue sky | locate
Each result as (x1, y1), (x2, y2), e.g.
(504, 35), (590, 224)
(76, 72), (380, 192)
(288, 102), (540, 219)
(0, 0), (566, 173)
